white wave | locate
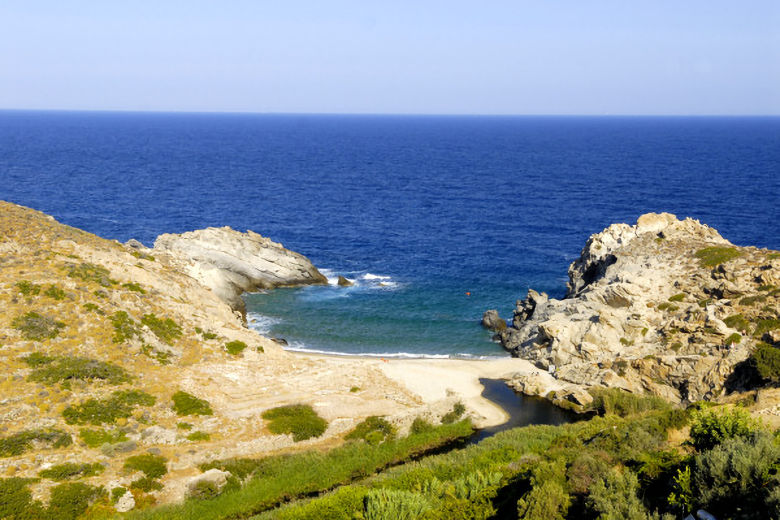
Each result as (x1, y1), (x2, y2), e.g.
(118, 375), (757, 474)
(246, 313), (282, 335)
(362, 273), (392, 280)
(281, 342), (501, 360)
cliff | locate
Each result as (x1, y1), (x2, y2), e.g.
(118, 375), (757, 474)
(495, 213), (780, 408)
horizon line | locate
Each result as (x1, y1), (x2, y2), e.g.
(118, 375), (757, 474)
(1, 107), (778, 118)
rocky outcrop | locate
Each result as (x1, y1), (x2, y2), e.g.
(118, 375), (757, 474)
(153, 227), (327, 316)
(496, 213), (780, 406)
(481, 310), (507, 332)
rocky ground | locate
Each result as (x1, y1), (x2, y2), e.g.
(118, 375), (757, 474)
(487, 213), (780, 416)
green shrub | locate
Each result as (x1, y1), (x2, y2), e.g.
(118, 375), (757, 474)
(46, 482), (104, 520)
(21, 352), (54, 367)
(172, 391), (213, 416)
(656, 302), (678, 312)
(188, 480), (222, 500)
(65, 262), (115, 286)
(39, 462), (104, 481)
(79, 428), (128, 448)
(349, 386), (361, 393)
(141, 344), (173, 365)
(124, 454), (168, 479)
(195, 328), (218, 340)
(724, 314), (750, 331)
(130, 476), (164, 492)
(689, 406), (759, 451)
(15, 280), (41, 296)
(410, 417), (435, 434)
(346, 416), (396, 444)
(43, 285), (66, 300)
(741, 294), (767, 306)
(225, 340), (247, 355)
(187, 431), (211, 442)
(695, 246), (743, 267)
(262, 404), (328, 442)
(177, 422), (193, 431)
(110, 311), (140, 343)
(724, 332), (742, 345)
(111, 486), (128, 504)
(668, 293), (685, 302)
(752, 342), (780, 382)
(11, 311), (65, 341)
(589, 388), (670, 417)
(0, 429), (72, 457)
(83, 302), (103, 314)
(754, 318), (780, 338)
(276, 486), (367, 520)
(517, 459), (570, 520)
(28, 355), (130, 386)
(63, 390), (156, 425)
(141, 313), (182, 345)
(441, 402), (466, 424)
(122, 282), (146, 294)
(364, 488), (432, 520)
(588, 469), (653, 520)
(0, 477), (44, 518)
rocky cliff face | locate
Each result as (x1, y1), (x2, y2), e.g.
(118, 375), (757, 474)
(152, 227), (327, 317)
(497, 213), (780, 406)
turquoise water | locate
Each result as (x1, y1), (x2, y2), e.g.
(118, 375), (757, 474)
(2, 112), (778, 358)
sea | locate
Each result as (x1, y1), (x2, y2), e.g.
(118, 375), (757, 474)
(1, 111), (778, 359)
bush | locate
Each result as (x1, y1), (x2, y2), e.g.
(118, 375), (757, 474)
(346, 416), (396, 444)
(27, 355), (130, 386)
(725, 333), (742, 345)
(122, 282), (146, 294)
(11, 311), (65, 341)
(124, 453), (168, 479)
(15, 280), (40, 296)
(724, 314), (751, 332)
(668, 293), (685, 302)
(43, 285), (66, 300)
(262, 404), (328, 441)
(130, 476), (164, 492)
(199, 458), (265, 480)
(441, 402), (466, 424)
(79, 428), (128, 448)
(65, 262), (115, 287)
(695, 246), (743, 267)
(110, 311), (140, 343)
(754, 318), (780, 338)
(177, 422), (193, 431)
(225, 340), (248, 355)
(0, 429), (72, 457)
(187, 431), (211, 442)
(364, 488), (432, 520)
(752, 342), (780, 382)
(276, 486), (367, 520)
(588, 469), (653, 520)
(0, 477), (44, 518)
(141, 313), (182, 345)
(39, 462), (104, 481)
(689, 406), (760, 452)
(21, 352), (54, 367)
(111, 486), (128, 504)
(46, 482), (105, 520)
(589, 388), (671, 417)
(188, 480), (222, 500)
(410, 417), (435, 434)
(63, 390), (156, 425)
(172, 391), (213, 416)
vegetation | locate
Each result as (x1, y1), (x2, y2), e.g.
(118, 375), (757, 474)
(441, 401), (467, 424)
(21, 352), (55, 367)
(262, 404), (328, 442)
(141, 344), (173, 365)
(724, 313), (751, 332)
(656, 302), (678, 312)
(124, 454), (168, 479)
(141, 313), (182, 344)
(667, 293), (685, 302)
(27, 355), (130, 386)
(43, 284), (66, 300)
(62, 389), (156, 425)
(751, 342), (780, 382)
(195, 327), (218, 340)
(345, 416), (396, 445)
(225, 340), (248, 355)
(15, 280), (41, 296)
(694, 246), (743, 267)
(754, 318), (780, 337)
(0, 429), (72, 457)
(688, 406), (759, 452)
(0, 478), (104, 520)
(11, 311), (65, 340)
(172, 391), (213, 416)
(80, 428), (129, 448)
(110, 310), (140, 343)
(725, 332), (742, 345)
(65, 262), (115, 286)
(187, 431), (211, 442)
(39, 462), (104, 481)
(122, 281), (146, 294)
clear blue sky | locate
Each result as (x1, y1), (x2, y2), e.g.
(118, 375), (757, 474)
(1, 1), (778, 115)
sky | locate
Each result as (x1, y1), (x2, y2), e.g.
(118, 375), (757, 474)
(0, 1), (778, 115)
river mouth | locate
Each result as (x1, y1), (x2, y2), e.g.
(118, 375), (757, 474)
(470, 378), (583, 443)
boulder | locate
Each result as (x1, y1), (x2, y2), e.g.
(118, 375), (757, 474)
(481, 310), (507, 332)
(337, 275), (354, 287)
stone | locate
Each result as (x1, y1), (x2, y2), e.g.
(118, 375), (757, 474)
(271, 337), (289, 346)
(125, 239), (146, 250)
(337, 275), (354, 287)
(114, 487), (135, 512)
(481, 310), (507, 331)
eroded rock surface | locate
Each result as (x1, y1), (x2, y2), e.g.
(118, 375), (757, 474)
(497, 213), (780, 405)
(153, 227), (327, 316)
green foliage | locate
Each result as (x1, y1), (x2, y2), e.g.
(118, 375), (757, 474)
(567, 451), (611, 494)
(122, 282), (146, 294)
(176, 422), (193, 431)
(130, 250), (155, 262)
(11, 311), (65, 341)
(262, 404), (328, 441)
(518, 459), (570, 520)
(46, 482), (105, 520)
(188, 480), (223, 500)
(199, 458), (265, 481)
(27, 355), (130, 386)
(172, 391), (213, 416)
(725, 332), (742, 345)
(141, 344), (173, 365)
(275, 486), (367, 520)
(0, 429), (72, 457)
(754, 318), (780, 337)
(741, 294), (767, 306)
(667, 466), (693, 514)
(0, 477), (44, 519)
(83, 302), (103, 314)
(667, 293), (685, 302)
(225, 340), (247, 355)
(21, 352), (54, 367)
(410, 417), (435, 434)
(79, 428), (128, 448)
(43, 285), (66, 300)
(441, 402), (466, 424)
(656, 302), (678, 312)
(63, 389), (156, 425)
(588, 469), (654, 520)
(364, 488), (432, 519)
(15, 280), (41, 296)
(195, 328), (218, 340)
(124, 454), (168, 479)
(131, 477), (164, 492)
(65, 262), (115, 286)
(589, 388), (671, 417)
(349, 386), (360, 393)
(689, 406), (760, 451)
(141, 313), (182, 345)
(187, 431), (211, 442)
(39, 462), (104, 481)
(346, 416), (396, 444)
(724, 313), (750, 331)
(695, 246), (743, 267)
(111, 486), (128, 504)
(753, 342), (780, 382)
(110, 310), (140, 343)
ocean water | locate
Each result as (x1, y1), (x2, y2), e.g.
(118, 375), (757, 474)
(1, 111), (778, 358)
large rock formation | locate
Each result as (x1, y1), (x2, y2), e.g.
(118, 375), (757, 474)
(153, 227), (327, 316)
(497, 213), (780, 405)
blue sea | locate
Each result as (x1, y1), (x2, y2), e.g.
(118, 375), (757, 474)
(1, 111), (778, 358)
